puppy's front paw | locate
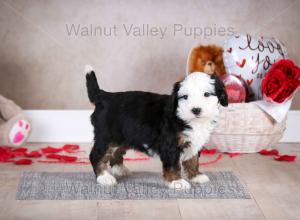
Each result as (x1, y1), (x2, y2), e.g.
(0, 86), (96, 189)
(168, 178), (191, 190)
(191, 174), (210, 184)
(110, 164), (131, 177)
(96, 170), (117, 185)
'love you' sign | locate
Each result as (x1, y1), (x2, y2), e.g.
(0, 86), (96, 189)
(223, 34), (288, 100)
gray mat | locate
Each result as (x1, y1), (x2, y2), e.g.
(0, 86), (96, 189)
(16, 171), (251, 200)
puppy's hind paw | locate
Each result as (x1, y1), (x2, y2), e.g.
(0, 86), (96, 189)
(96, 170), (117, 186)
(191, 174), (210, 184)
(168, 178), (191, 190)
(110, 165), (131, 177)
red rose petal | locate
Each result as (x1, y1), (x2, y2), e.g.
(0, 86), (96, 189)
(62, 144), (80, 153)
(12, 147), (27, 153)
(41, 146), (63, 154)
(274, 155), (297, 162)
(11, 147), (28, 157)
(202, 148), (217, 155)
(0, 147), (14, 162)
(14, 159), (32, 165)
(45, 154), (77, 162)
(259, 149), (279, 156)
(25, 150), (42, 158)
(60, 155), (77, 162)
(224, 152), (241, 158)
(46, 154), (62, 160)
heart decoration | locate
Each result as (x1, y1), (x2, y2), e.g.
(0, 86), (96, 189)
(223, 34), (288, 100)
(227, 47), (232, 53)
(236, 59), (246, 68)
(246, 79), (253, 86)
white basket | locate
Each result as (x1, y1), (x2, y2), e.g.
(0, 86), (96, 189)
(205, 102), (287, 153)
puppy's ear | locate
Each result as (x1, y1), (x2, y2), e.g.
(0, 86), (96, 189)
(211, 75), (228, 106)
(167, 81), (181, 114)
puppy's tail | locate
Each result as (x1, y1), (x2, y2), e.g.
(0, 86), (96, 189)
(85, 65), (102, 103)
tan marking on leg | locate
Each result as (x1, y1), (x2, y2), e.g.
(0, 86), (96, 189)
(163, 167), (181, 182)
(182, 154), (201, 179)
(177, 133), (190, 149)
(109, 147), (127, 167)
(95, 144), (116, 176)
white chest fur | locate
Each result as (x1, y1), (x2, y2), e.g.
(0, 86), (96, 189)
(180, 118), (216, 161)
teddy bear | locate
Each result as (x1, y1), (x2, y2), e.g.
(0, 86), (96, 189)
(187, 44), (226, 77)
(0, 94), (31, 147)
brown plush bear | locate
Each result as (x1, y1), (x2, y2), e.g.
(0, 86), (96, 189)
(187, 44), (226, 77)
(0, 95), (31, 146)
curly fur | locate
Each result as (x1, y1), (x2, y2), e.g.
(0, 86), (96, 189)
(86, 66), (227, 188)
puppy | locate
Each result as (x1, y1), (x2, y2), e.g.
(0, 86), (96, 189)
(86, 65), (228, 190)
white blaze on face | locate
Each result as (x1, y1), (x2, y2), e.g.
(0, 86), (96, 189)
(176, 72), (219, 122)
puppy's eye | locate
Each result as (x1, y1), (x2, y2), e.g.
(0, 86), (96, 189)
(180, 95), (188, 100)
(204, 92), (211, 97)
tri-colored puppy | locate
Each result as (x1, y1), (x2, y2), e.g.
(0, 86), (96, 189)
(85, 65), (227, 189)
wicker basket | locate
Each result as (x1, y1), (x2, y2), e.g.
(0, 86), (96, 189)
(205, 102), (287, 153)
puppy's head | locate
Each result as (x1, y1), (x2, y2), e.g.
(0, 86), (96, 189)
(172, 72), (228, 122)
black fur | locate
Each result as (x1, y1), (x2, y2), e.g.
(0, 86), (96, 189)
(211, 75), (228, 107)
(86, 70), (188, 177)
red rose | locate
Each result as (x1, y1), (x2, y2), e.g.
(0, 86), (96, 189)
(262, 59), (300, 103)
(275, 80), (299, 103)
(262, 69), (285, 98)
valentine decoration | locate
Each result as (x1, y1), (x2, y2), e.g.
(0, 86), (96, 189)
(255, 59), (300, 122)
(41, 146), (63, 154)
(24, 150), (42, 158)
(0, 144), (89, 165)
(0, 147), (14, 162)
(223, 34), (288, 100)
(220, 74), (247, 103)
(201, 148), (217, 155)
(274, 155), (297, 162)
(199, 154), (223, 166)
(224, 152), (241, 158)
(62, 144), (81, 153)
(259, 149), (279, 156)
(0, 95), (31, 147)
(259, 148), (297, 162)
(45, 154), (77, 162)
(14, 159), (32, 165)
(0, 145), (151, 165)
(262, 59), (300, 103)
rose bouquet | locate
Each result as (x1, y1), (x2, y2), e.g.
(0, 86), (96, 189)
(261, 59), (300, 104)
(256, 59), (300, 122)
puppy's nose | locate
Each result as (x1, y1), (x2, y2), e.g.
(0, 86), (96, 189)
(191, 108), (201, 116)
(207, 61), (213, 66)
